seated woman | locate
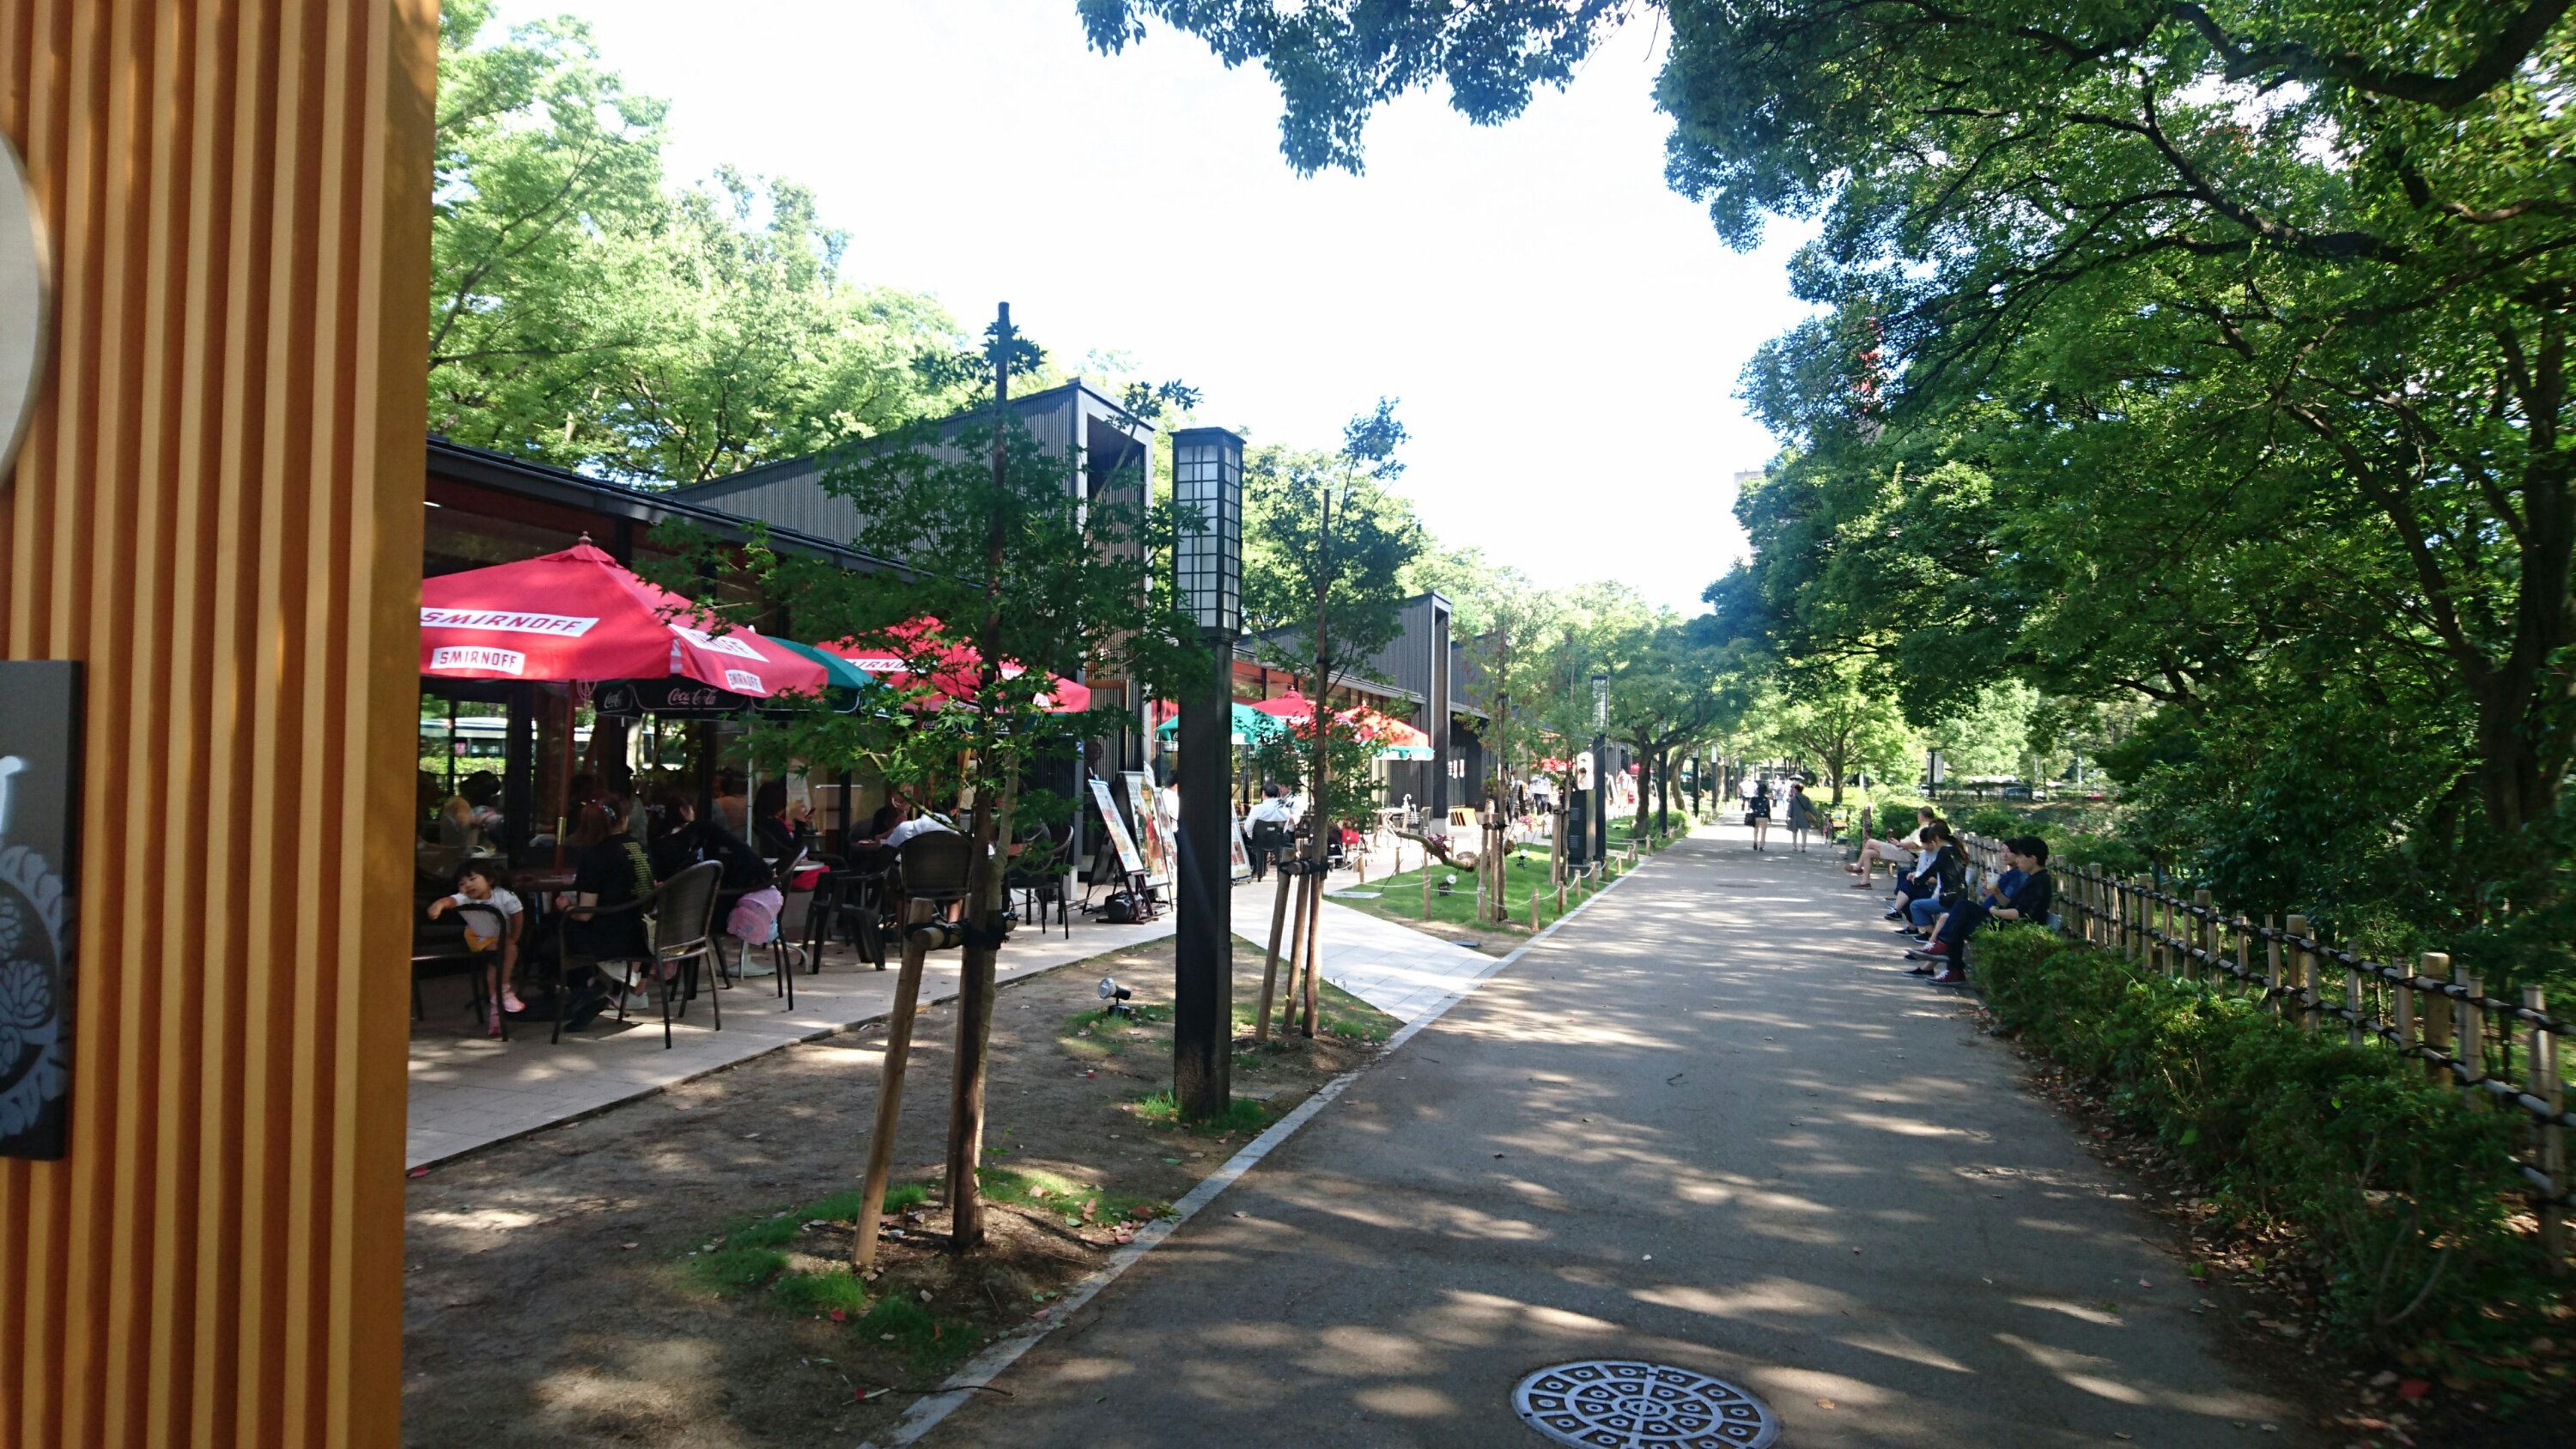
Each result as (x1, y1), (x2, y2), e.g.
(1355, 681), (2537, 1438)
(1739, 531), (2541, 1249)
(753, 778), (826, 888)
(556, 799), (656, 1028)
(1850, 807), (1937, 886)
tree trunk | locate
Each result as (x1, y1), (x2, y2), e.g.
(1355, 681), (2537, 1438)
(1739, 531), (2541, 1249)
(947, 302), (1014, 1255)
(1656, 747), (1670, 834)
(1631, 743), (1650, 844)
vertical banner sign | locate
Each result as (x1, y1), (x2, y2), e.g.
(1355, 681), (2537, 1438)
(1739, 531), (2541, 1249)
(0, 662), (82, 1159)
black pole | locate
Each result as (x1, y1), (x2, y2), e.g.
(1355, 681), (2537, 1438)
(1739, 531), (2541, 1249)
(1174, 637), (1234, 1120)
(1591, 732), (1610, 865)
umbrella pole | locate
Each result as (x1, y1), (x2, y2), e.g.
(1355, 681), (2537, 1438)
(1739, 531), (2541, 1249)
(553, 688), (579, 869)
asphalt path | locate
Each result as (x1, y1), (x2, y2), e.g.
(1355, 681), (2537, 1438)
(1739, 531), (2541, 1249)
(924, 827), (2311, 1447)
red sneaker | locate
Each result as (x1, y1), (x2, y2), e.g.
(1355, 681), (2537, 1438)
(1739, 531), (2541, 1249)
(1929, 969), (1969, 985)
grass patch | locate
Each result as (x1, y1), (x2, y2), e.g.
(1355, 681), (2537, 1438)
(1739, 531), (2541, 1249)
(1059, 1003), (1168, 1059)
(854, 1294), (979, 1377)
(1131, 1089), (1273, 1136)
(1352, 846), (1577, 934)
(1316, 979), (1396, 1043)
(770, 1264), (871, 1318)
(1229, 975), (1399, 1045)
(678, 1181), (940, 1312)
(977, 1164), (1168, 1225)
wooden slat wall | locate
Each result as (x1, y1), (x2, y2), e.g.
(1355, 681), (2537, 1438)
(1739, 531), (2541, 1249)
(0, 2), (435, 1444)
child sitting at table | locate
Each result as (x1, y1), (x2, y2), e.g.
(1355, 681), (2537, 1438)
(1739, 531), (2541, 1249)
(426, 857), (524, 1034)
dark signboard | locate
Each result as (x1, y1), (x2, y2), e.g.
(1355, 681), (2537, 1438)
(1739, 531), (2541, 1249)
(594, 678), (860, 719)
(595, 678), (756, 719)
(0, 660), (81, 1160)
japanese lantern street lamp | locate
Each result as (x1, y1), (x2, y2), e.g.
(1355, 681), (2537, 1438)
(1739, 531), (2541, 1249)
(1172, 426), (1243, 1124)
(1591, 670), (1610, 867)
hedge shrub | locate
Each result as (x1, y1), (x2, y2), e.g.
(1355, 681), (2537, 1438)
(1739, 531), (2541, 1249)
(1962, 804), (2021, 838)
(1973, 925), (2544, 1349)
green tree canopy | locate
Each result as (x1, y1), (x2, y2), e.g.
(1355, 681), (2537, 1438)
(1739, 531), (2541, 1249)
(433, 3), (966, 481)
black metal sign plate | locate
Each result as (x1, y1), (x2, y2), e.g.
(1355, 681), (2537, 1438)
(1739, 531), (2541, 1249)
(0, 660), (82, 1160)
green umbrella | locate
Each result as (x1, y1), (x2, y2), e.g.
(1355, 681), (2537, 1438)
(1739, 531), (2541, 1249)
(1156, 702), (1284, 745)
(774, 637), (878, 689)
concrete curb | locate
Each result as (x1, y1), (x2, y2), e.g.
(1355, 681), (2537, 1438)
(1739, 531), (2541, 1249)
(860, 844), (1667, 1447)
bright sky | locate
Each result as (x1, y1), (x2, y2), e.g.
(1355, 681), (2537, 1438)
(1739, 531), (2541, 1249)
(491, 0), (1816, 615)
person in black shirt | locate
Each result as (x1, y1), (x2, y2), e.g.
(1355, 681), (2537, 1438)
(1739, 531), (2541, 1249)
(556, 799), (656, 1025)
(1913, 834), (2054, 984)
(752, 777), (818, 870)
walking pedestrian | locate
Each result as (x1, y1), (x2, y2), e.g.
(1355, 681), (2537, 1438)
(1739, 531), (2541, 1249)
(1785, 781), (1816, 852)
(1747, 779), (1773, 851)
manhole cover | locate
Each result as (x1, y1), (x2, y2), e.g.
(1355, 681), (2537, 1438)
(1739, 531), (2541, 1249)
(1511, 1361), (1781, 1449)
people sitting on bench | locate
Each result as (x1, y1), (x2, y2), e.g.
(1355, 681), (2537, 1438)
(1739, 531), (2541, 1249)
(1850, 806), (1937, 888)
(1908, 835), (2053, 985)
(1889, 821), (1960, 924)
(1908, 833), (2026, 945)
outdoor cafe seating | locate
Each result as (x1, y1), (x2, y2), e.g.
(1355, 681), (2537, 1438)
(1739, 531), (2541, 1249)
(571, 857), (723, 1051)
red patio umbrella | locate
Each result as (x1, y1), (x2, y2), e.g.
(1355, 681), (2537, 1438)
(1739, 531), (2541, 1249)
(826, 616), (1091, 713)
(420, 540), (829, 697)
(1343, 708), (1431, 750)
(1249, 693), (1315, 722)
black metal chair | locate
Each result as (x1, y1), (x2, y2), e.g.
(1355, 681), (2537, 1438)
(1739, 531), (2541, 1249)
(410, 910), (498, 1028)
(900, 830), (973, 902)
(826, 844), (896, 969)
(627, 860), (723, 1048)
(1005, 828), (1070, 939)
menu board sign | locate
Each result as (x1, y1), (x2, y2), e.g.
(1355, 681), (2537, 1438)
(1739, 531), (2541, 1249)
(1088, 777), (1145, 876)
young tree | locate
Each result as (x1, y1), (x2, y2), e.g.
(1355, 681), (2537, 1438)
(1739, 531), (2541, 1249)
(1238, 403), (1424, 1025)
(1239, 401), (1425, 832)
(1453, 570), (1558, 808)
(738, 308), (1196, 1255)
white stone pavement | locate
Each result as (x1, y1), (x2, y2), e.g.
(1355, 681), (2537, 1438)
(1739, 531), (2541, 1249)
(405, 868), (1485, 1170)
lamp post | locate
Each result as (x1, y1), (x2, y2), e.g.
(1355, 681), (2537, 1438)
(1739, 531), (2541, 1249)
(1590, 671), (1610, 867)
(1171, 426), (1243, 1123)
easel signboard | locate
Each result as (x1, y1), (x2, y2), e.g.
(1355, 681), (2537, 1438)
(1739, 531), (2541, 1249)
(1124, 770), (1174, 888)
(1088, 776), (1145, 875)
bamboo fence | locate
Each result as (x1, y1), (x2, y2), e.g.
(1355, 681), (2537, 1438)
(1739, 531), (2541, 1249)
(1951, 834), (2572, 1259)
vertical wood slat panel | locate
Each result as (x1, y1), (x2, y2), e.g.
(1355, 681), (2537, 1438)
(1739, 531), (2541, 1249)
(0, 2), (436, 1445)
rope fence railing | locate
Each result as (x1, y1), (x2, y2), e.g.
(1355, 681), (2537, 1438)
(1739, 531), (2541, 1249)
(1947, 833), (2573, 1258)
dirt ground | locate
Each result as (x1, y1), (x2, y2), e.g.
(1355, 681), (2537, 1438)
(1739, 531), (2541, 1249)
(401, 937), (1394, 1448)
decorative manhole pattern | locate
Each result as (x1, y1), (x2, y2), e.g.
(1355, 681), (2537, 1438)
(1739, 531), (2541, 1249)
(1511, 1361), (1781, 1449)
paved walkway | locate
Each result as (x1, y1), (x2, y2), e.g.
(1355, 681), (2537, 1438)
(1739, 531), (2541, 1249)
(922, 825), (2313, 1448)
(406, 912), (1179, 1168)
(407, 866), (1479, 1168)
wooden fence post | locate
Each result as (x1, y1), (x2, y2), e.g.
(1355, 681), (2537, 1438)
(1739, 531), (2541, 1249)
(2527, 985), (2564, 1271)
(2419, 952), (2453, 1084)
(2190, 889), (2212, 982)
(2284, 914), (2316, 1034)
(2263, 913), (2281, 1015)
(2455, 959), (2483, 1085)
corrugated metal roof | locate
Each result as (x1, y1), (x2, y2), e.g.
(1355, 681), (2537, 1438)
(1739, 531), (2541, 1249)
(662, 379), (1142, 551)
